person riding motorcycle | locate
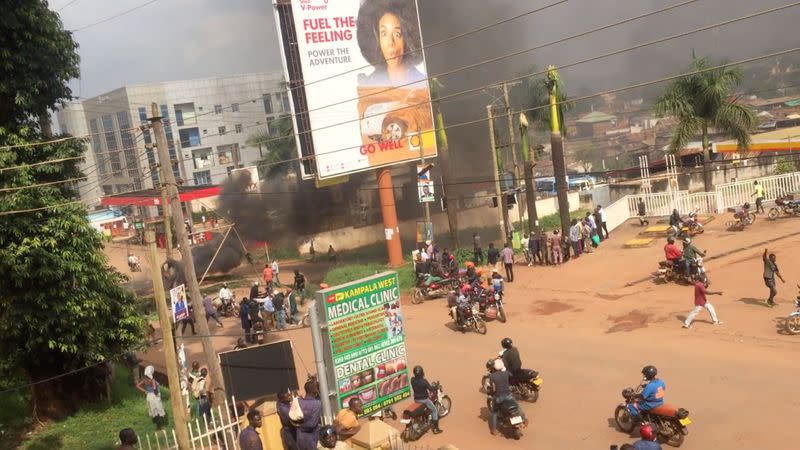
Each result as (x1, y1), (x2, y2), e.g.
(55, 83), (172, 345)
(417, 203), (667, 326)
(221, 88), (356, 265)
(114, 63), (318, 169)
(411, 366), (443, 434)
(487, 359), (528, 435)
(465, 262), (477, 284)
(633, 423), (662, 450)
(669, 209), (683, 234)
(499, 338), (523, 378)
(490, 269), (504, 294)
(734, 202), (752, 221)
(663, 237), (683, 267)
(627, 365), (666, 419)
(681, 238), (706, 278)
(454, 285), (471, 328)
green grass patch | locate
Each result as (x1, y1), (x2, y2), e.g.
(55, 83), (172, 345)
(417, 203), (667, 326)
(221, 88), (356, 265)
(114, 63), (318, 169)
(17, 366), (178, 450)
(323, 263), (416, 292)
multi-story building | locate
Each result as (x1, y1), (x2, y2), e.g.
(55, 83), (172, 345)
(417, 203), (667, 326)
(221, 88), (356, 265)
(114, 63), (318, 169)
(56, 72), (289, 210)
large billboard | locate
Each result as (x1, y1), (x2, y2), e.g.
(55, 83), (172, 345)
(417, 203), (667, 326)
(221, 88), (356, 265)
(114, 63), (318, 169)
(278, 0), (437, 179)
(316, 271), (410, 416)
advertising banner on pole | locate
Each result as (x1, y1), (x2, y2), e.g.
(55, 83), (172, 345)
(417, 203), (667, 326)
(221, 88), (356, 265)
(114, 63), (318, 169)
(315, 271), (410, 416)
(417, 164), (435, 203)
(169, 284), (189, 322)
(282, 0), (437, 179)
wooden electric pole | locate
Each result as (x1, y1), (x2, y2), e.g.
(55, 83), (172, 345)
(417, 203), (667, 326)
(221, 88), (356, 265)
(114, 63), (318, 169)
(546, 67), (572, 238)
(487, 105), (510, 241)
(145, 229), (190, 450)
(502, 82), (523, 232)
(149, 103), (227, 405)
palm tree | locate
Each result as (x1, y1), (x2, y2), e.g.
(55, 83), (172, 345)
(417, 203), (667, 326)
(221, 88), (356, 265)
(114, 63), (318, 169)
(430, 77), (459, 248)
(246, 115), (300, 181)
(654, 56), (756, 192)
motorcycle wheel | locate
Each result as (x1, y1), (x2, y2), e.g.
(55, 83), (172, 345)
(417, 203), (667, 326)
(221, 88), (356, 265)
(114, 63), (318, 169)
(748, 212), (757, 225)
(768, 208), (780, 220)
(437, 395), (452, 418)
(497, 305), (507, 323)
(665, 430), (685, 447)
(475, 318), (487, 335)
(411, 288), (424, 305)
(512, 428), (522, 440)
(614, 405), (635, 433)
(785, 315), (800, 335)
(522, 383), (539, 403)
(301, 314), (311, 327)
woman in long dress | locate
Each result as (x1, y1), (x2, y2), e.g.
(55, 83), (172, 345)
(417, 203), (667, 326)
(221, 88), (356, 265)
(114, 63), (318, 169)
(136, 365), (167, 429)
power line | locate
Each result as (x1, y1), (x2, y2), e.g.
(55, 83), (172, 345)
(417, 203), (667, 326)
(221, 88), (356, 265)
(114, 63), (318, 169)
(0, 177), (87, 193)
(56, 0), (80, 13)
(70, 0), (161, 32)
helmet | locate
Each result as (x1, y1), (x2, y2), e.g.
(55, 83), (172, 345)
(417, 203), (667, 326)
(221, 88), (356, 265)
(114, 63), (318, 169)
(683, 237), (691, 245)
(460, 284), (471, 294)
(475, 268), (483, 276)
(493, 359), (506, 371)
(413, 366), (424, 378)
(501, 338), (513, 349)
(743, 202), (750, 209)
(223, 283), (228, 288)
(667, 236), (675, 244)
(492, 268), (498, 273)
(485, 359), (496, 370)
(639, 423), (656, 441)
(318, 425), (337, 448)
(642, 365), (658, 380)
(465, 261), (475, 269)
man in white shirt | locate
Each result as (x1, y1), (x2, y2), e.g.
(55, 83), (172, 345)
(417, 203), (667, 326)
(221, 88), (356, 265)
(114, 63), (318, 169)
(520, 235), (530, 266)
(596, 205), (609, 239)
(271, 260), (281, 286)
(219, 283), (234, 308)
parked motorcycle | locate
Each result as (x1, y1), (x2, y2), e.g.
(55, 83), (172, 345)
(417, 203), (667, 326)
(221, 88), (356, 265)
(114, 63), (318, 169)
(400, 381), (452, 442)
(450, 301), (487, 334)
(768, 196), (800, 220)
(727, 202), (756, 230)
(212, 297), (240, 318)
(613, 384), (691, 447)
(412, 273), (459, 304)
(481, 359), (542, 402)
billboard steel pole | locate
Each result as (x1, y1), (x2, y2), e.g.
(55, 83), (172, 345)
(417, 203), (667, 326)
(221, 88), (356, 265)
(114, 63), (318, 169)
(309, 300), (333, 424)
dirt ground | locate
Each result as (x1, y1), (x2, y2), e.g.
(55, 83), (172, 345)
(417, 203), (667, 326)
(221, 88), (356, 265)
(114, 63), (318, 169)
(116, 213), (800, 449)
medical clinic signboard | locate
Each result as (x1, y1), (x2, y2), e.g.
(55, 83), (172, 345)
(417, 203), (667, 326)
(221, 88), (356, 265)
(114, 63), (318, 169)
(277, 0), (437, 179)
(316, 271), (410, 415)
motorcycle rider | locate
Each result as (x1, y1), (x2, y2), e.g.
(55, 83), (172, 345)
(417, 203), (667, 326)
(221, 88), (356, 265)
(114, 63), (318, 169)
(454, 285), (471, 329)
(663, 237), (682, 268)
(465, 262), (477, 284)
(633, 423), (662, 450)
(127, 253), (140, 271)
(219, 283), (234, 311)
(499, 338), (523, 378)
(627, 365), (666, 419)
(681, 238), (705, 279)
(490, 268), (504, 295)
(487, 359), (528, 435)
(669, 209), (683, 235)
(411, 366), (442, 434)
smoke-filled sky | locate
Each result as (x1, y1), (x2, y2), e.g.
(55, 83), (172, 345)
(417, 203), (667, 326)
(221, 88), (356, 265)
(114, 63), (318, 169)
(56, 0), (800, 179)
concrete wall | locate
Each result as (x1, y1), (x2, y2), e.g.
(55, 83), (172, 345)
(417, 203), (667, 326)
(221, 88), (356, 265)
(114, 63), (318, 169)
(300, 191), (581, 252)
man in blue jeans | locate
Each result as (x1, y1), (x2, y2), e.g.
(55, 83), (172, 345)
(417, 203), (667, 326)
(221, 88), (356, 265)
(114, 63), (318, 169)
(411, 366), (442, 434)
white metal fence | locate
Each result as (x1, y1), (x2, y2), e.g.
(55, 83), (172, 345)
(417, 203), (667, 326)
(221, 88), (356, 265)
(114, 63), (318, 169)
(138, 397), (241, 450)
(605, 171), (800, 231)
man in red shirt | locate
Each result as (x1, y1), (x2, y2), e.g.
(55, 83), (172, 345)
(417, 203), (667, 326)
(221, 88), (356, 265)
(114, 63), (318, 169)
(663, 237), (682, 264)
(683, 281), (723, 328)
(262, 263), (274, 291)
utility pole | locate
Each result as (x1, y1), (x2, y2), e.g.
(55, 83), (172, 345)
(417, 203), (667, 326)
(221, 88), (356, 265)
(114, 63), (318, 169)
(431, 78), (459, 249)
(419, 140), (431, 243)
(545, 66), (572, 238)
(150, 103), (227, 405)
(158, 161), (174, 257)
(519, 113), (539, 234)
(145, 229), (190, 450)
(502, 83), (523, 230)
(487, 105), (510, 241)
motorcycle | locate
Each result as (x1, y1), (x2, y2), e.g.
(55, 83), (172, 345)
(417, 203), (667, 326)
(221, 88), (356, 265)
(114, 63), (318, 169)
(784, 286), (800, 335)
(412, 273), (459, 304)
(668, 212), (703, 238)
(481, 359), (542, 402)
(768, 196), (800, 220)
(727, 202), (756, 230)
(213, 297), (240, 318)
(400, 381), (452, 442)
(127, 257), (141, 272)
(656, 258), (708, 285)
(482, 288), (507, 323)
(613, 384), (691, 447)
(487, 393), (527, 440)
(450, 301), (487, 334)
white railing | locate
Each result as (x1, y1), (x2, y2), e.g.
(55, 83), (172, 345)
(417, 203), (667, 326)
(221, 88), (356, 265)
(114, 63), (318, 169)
(716, 172), (800, 210)
(138, 397), (241, 450)
(625, 191), (688, 218)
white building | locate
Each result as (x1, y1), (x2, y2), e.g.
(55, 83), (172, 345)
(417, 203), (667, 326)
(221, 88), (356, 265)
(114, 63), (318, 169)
(56, 72), (289, 210)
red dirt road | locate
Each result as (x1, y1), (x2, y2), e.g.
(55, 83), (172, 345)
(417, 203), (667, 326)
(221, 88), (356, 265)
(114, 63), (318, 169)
(138, 214), (800, 449)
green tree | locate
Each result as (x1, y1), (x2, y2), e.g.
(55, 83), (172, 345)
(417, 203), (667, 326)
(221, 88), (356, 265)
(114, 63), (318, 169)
(0, 1), (145, 419)
(247, 115), (301, 181)
(654, 56), (757, 192)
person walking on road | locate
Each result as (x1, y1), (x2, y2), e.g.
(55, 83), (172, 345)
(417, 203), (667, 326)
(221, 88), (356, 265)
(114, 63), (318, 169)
(683, 281), (723, 328)
(239, 297), (253, 343)
(487, 242), (500, 271)
(501, 242), (515, 282)
(473, 233), (484, 265)
(752, 180), (765, 214)
(263, 263), (274, 292)
(203, 295), (224, 327)
(763, 248), (785, 307)
(272, 259), (281, 286)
